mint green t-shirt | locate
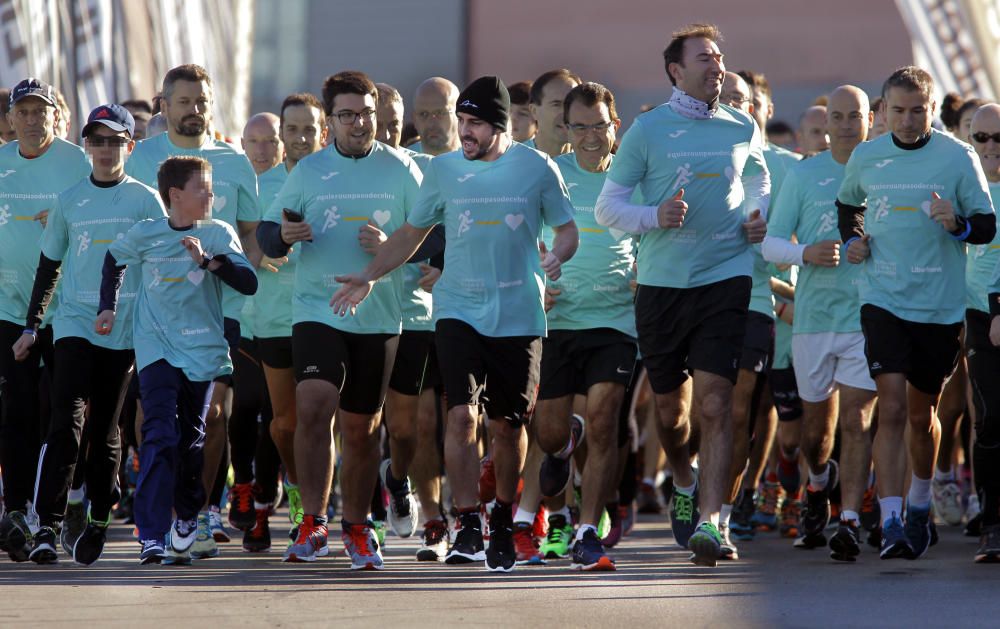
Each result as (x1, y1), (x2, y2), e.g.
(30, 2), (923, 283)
(966, 181), (1000, 314)
(399, 146), (435, 332)
(253, 163), (295, 339)
(770, 150), (865, 334)
(771, 265), (795, 369)
(607, 103), (767, 289)
(125, 134), (259, 323)
(407, 142), (575, 337)
(0, 138), (91, 326)
(838, 130), (994, 324)
(750, 144), (801, 317)
(109, 218), (251, 381)
(546, 153), (636, 337)
(41, 176), (166, 349)
(264, 143), (422, 335)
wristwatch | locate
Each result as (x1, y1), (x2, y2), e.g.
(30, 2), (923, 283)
(199, 254), (213, 269)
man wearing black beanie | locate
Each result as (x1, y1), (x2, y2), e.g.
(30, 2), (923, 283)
(331, 75), (580, 573)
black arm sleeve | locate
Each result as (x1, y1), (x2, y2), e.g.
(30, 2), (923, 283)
(837, 199), (866, 242)
(208, 254), (258, 296)
(256, 221), (291, 258)
(406, 224), (445, 263)
(989, 293), (1000, 317)
(98, 251), (127, 313)
(24, 254), (62, 330)
(953, 213), (997, 245)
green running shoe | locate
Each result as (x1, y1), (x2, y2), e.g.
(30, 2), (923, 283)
(285, 481), (303, 525)
(539, 514), (574, 559)
(597, 508), (611, 540)
(688, 521), (722, 567)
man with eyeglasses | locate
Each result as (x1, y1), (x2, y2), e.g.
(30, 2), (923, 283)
(410, 77), (460, 157)
(257, 70), (423, 570)
(0, 78), (90, 563)
(13, 104), (166, 565)
(595, 24), (769, 567)
(838, 66), (995, 560)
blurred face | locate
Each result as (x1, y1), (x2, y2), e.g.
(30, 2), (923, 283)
(798, 108), (830, 153)
(172, 169), (214, 220)
(720, 73), (752, 112)
(748, 87), (772, 135)
(84, 125), (134, 179)
(959, 108), (978, 141)
(884, 86), (934, 144)
(413, 86), (458, 154)
(827, 91), (870, 156)
(162, 80), (212, 137)
(328, 92), (376, 156)
(458, 112), (500, 161)
(281, 104), (325, 165)
(0, 112), (15, 143)
(510, 103), (536, 142)
(870, 107), (888, 139)
(131, 113), (150, 141)
(241, 117), (282, 175)
(566, 100), (619, 172)
(670, 37), (725, 103)
(531, 76), (578, 145)
(969, 108), (1000, 182)
(8, 96), (58, 153)
(375, 99), (404, 147)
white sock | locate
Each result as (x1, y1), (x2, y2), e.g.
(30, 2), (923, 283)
(67, 487), (86, 504)
(253, 500), (269, 511)
(575, 523), (597, 542)
(933, 466), (956, 483)
(551, 506), (571, 520)
(841, 509), (860, 524)
(720, 504), (733, 528)
(513, 507), (535, 526)
(674, 479), (697, 497)
(907, 475), (932, 509)
(880, 496), (904, 526)
(807, 463), (830, 491)
(642, 476), (656, 488)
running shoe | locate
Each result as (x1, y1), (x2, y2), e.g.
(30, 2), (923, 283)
(513, 522), (545, 565)
(479, 458), (496, 504)
(342, 521), (384, 570)
(904, 503), (932, 559)
(163, 536), (192, 566)
(636, 481), (662, 514)
(533, 506), (548, 539)
(539, 514), (574, 559)
(688, 522), (722, 567)
(597, 507), (611, 541)
(29, 526), (58, 564)
(974, 523), (1000, 563)
(797, 462), (839, 548)
(228, 482), (256, 531)
(753, 481), (781, 531)
(539, 414), (584, 498)
(169, 517), (198, 553)
(776, 451), (801, 495)
(779, 494), (801, 539)
(73, 517), (110, 566)
(719, 523), (738, 560)
(621, 503), (636, 537)
(860, 481), (880, 532)
(966, 495), (983, 537)
(570, 527), (615, 571)
(931, 478), (964, 527)
(191, 512), (220, 559)
(485, 505), (516, 572)
(283, 515), (329, 562)
(372, 520), (387, 548)
(601, 504), (624, 548)
(61, 500), (87, 556)
(139, 538), (167, 565)
(445, 511), (486, 564)
(208, 507), (230, 543)
(879, 513), (914, 559)
(380, 459), (418, 538)
(829, 519), (861, 562)
(416, 518), (449, 562)
(243, 508), (271, 553)
(730, 488), (756, 541)
(285, 480), (303, 525)
(1, 510), (32, 562)
(669, 483), (699, 548)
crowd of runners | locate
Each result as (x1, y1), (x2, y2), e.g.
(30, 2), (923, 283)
(1, 22), (999, 573)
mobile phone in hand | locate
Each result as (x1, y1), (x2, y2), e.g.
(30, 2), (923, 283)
(283, 208), (304, 223)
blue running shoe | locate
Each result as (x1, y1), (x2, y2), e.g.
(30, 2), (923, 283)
(879, 513), (914, 560)
(570, 528), (615, 571)
(904, 504), (932, 559)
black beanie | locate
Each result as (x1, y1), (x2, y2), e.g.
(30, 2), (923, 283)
(456, 76), (510, 131)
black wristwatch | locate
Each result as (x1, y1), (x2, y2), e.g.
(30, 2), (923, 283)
(199, 254), (213, 270)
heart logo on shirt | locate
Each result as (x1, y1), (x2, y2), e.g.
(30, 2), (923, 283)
(213, 196), (228, 212)
(373, 210), (391, 227)
(920, 201), (931, 217)
(609, 227), (626, 241)
(187, 269), (205, 286)
(505, 214), (524, 230)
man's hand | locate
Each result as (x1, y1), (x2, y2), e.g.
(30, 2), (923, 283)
(181, 236), (205, 265)
(11, 332), (35, 361)
(742, 209), (767, 243)
(358, 219), (387, 255)
(260, 254), (289, 273)
(280, 213), (313, 244)
(657, 188), (687, 229)
(95, 310), (116, 336)
(846, 234), (871, 264)
(803, 240), (841, 267)
(930, 192), (957, 232)
(539, 241), (562, 281)
(417, 263), (441, 292)
(544, 286), (561, 312)
(330, 274), (375, 316)
(34, 209), (49, 228)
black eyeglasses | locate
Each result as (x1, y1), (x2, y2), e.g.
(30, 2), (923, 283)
(972, 132), (1000, 144)
(85, 136), (130, 147)
(333, 109), (376, 125)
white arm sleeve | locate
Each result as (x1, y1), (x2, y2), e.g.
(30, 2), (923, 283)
(762, 235), (806, 266)
(742, 171), (771, 219)
(595, 179), (660, 234)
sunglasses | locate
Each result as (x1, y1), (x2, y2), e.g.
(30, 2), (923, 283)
(971, 132), (1000, 144)
(85, 136), (130, 147)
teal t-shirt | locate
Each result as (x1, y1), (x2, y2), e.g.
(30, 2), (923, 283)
(770, 150), (865, 334)
(838, 130), (994, 324)
(253, 163), (295, 339)
(546, 153), (636, 337)
(264, 143), (422, 334)
(0, 138), (91, 326)
(966, 181), (1000, 314)
(41, 176), (166, 349)
(125, 134), (260, 323)
(771, 265), (795, 369)
(750, 144), (801, 316)
(399, 146), (435, 332)
(407, 142), (575, 337)
(109, 217), (251, 381)
(607, 103), (767, 289)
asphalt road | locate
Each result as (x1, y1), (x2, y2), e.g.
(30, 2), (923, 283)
(0, 512), (993, 628)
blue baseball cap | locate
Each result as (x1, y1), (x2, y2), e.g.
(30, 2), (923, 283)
(82, 103), (136, 138)
(9, 78), (56, 108)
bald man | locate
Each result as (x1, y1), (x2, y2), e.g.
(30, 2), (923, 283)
(798, 105), (830, 155)
(720, 72), (752, 112)
(763, 85), (877, 561)
(411, 77), (460, 156)
(242, 112), (282, 175)
(965, 103), (1000, 563)
(145, 113), (168, 139)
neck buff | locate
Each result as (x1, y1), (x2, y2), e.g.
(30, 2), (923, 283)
(668, 87), (717, 120)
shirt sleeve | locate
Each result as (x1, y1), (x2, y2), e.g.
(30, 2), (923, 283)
(767, 168), (801, 241)
(606, 117), (647, 190)
(39, 196), (69, 261)
(109, 221), (145, 266)
(407, 161), (444, 229)
(540, 156), (574, 228)
(263, 163), (303, 224)
(236, 161), (261, 222)
(401, 155), (424, 220)
(741, 119), (767, 179)
(836, 149), (867, 208)
(957, 146), (995, 219)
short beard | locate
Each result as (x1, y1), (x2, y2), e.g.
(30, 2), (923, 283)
(175, 120), (206, 137)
